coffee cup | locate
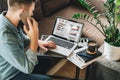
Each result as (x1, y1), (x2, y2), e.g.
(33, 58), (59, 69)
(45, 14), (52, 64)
(87, 41), (97, 55)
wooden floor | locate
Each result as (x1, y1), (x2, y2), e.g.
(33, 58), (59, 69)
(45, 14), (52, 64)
(49, 61), (86, 80)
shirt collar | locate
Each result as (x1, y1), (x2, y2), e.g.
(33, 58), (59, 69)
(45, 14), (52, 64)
(0, 11), (20, 33)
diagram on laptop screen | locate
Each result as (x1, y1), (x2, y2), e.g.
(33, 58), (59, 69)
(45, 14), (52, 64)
(53, 18), (83, 42)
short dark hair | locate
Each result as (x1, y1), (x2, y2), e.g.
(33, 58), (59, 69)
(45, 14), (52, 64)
(8, 0), (36, 7)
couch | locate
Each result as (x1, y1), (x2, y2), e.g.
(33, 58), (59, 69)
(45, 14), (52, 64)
(0, 0), (106, 46)
(0, 0), (106, 75)
(36, 0), (106, 46)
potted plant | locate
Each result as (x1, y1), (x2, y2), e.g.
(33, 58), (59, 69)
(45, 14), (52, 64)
(73, 0), (120, 61)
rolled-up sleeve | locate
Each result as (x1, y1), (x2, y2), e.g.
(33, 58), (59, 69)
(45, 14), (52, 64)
(0, 31), (38, 74)
(26, 49), (38, 65)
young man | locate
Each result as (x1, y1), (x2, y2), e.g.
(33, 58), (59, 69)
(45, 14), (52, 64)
(0, 0), (56, 80)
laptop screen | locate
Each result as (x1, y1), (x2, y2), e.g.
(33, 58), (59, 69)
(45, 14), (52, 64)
(53, 18), (83, 42)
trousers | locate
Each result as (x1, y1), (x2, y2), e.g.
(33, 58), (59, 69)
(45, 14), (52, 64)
(10, 72), (52, 80)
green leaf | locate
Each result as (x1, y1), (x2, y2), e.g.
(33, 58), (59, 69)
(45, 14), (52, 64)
(83, 14), (87, 19)
(73, 0), (120, 46)
(73, 13), (80, 19)
(103, 3), (109, 8)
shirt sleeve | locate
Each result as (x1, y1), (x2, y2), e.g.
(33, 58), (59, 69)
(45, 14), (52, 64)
(0, 31), (38, 74)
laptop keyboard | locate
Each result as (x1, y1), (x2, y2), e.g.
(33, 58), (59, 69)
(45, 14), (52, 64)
(48, 37), (74, 49)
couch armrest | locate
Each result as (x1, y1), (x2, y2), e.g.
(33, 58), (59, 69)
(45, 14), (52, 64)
(41, 0), (71, 17)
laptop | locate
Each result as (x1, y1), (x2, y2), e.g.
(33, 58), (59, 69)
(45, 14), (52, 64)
(45, 17), (84, 56)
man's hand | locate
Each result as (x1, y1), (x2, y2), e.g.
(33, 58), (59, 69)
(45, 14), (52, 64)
(38, 40), (56, 53)
(23, 17), (39, 53)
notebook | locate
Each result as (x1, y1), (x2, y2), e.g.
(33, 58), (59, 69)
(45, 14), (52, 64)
(76, 48), (102, 63)
(45, 17), (84, 56)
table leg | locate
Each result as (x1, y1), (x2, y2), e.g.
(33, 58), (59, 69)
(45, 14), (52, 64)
(75, 66), (80, 80)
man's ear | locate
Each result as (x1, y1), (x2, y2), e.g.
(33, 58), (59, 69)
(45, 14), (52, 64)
(19, 9), (25, 19)
(20, 9), (24, 12)
(18, 4), (27, 14)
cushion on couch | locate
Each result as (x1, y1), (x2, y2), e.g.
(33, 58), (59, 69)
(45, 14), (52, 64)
(38, 4), (105, 46)
(41, 0), (71, 17)
(87, 0), (106, 13)
(33, 0), (44, 21)
(38, 5), (85, 37)
(0, 0), (8, 13)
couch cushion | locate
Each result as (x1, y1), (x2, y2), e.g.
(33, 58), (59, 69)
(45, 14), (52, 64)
(0, 0), (8, 13)
(0, 7), (1, 13)
(82, 22), (105, 46)
(87, 0), (106, 12)
(33, 0), (43, 21)
(38, 6), (81, 37)
(41, 0), (71, 17)
(38, 5), (87, 37)
(72, 0), (106, 13)
(38, 5), (105, 46)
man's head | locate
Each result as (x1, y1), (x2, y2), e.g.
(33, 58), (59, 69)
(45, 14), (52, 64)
(7, 0), (36, 16)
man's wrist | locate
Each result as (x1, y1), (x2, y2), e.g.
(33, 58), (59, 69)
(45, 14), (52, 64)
(30, 39), (38, 53)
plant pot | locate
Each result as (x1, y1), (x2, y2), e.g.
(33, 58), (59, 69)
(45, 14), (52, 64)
(104, 41), (120, 61)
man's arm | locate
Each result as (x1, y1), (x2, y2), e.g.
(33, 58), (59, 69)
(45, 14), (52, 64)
(23, 17), (39, 53)
(0, 17), (39, 74)
(0, 33), (38, 74)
